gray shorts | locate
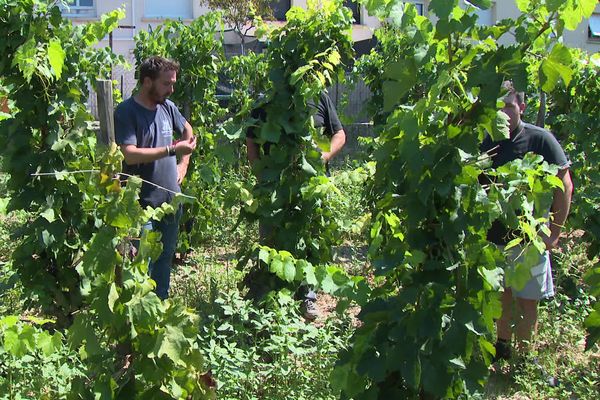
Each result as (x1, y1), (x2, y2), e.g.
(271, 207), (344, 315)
(502, 247), (555, 300)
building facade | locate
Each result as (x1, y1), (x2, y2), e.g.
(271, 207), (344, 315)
(61, 0), (600, 100)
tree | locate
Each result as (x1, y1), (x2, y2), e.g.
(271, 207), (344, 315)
(200, 0), (274, 54)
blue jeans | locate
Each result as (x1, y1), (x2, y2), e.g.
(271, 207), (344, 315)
(141, 206), (182, 300)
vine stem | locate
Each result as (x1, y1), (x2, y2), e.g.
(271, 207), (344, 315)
(520, 11), (556, 54)
(448, 32), (454, 64)
(31, 169), (100, 176)
(31, 170), (198, 201)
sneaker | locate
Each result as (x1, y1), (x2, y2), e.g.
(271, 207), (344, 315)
(511, 355), (559, 387)
(492, 339), (511, 363)
(531, 357), (560, 387)
(301, 298), (318, 321)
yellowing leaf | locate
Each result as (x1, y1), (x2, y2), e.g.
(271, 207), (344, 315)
(539, 44), (573, 92)
(40, 208), (56, 223)
(108, 283), (119, 312)
(515, 0), (531, 12)
(327, 50), (341, 66)
(558, 0), (598, 31)
(504, 237), (523, 251)
(282, 257), (296, 282)
(107, 179), (122, 193)
(546, 174), (564, 190)
(48, 39), (66, 79)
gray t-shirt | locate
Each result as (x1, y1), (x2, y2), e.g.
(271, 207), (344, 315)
(114, 97), (186, 208)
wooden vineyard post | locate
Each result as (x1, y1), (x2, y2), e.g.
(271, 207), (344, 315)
(95, 79), (122, 287)
(96, 79), (115, 146)
(96, 79), (133, 368)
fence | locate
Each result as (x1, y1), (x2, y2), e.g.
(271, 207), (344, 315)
(87, 50), (137, 119)
(330, 78), (375, 161)
(87, 61), (375, 161)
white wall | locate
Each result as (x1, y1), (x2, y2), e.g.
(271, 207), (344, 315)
(65, 0), (600, 102)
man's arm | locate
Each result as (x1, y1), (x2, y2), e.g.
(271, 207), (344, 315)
(121, 130), (196, 167)
(544, 168), (573, 250)
(176, 121), (194, 184)
(321, 129), (346, 163)
(121, 145), (172, 165)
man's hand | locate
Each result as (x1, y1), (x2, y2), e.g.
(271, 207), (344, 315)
(321, 151), (332, 163)
(321, 130), (346, 164)
(544, 168), (573, 251)
(174, 136), (196, 156)
(174, 136), (196, 185)
(543, 233), (560, 251)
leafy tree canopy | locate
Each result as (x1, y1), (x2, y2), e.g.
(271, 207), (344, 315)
(200, 0), (274, 38)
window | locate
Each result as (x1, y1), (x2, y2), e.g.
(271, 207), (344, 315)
(404, 1), (425, 16)
(344, 1), (361, 23)
(589, 13), (600, 40)
(271, 0), (291, 21)
(60, 0), (96, 18)
(145, 0), (193, 19)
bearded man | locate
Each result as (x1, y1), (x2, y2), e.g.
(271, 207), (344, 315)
(114, 56), (196, 299)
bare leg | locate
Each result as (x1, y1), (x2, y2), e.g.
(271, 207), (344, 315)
(496, 288), (514, 341)
(515, 297), (538, 352)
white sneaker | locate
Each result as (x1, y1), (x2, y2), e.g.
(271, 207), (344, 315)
(301, 298), (318, 320)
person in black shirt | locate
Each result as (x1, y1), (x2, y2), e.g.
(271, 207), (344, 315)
(481, 82), (573, 361)
(247, 91), (346, 164)
(246, 91), (346, 319)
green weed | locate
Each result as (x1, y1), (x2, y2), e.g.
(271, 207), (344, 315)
(197, 290), (353, 400)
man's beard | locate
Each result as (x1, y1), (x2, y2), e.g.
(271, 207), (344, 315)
(149, 85), (167, 104)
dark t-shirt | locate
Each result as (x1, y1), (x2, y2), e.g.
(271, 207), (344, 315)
(480, 121), (570, 244)
(247, 91), (343, 147)
(481, 121), (569, 169)
(114, 97), (186, 208)
(308, 92), (343, 137)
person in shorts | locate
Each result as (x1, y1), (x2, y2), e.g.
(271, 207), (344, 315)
(480, 81), (573, 360)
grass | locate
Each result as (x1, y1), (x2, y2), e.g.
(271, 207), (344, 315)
(0, 165), (599, 399)
(483, 239), (600, 400)
(0, 207), (29, 316)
